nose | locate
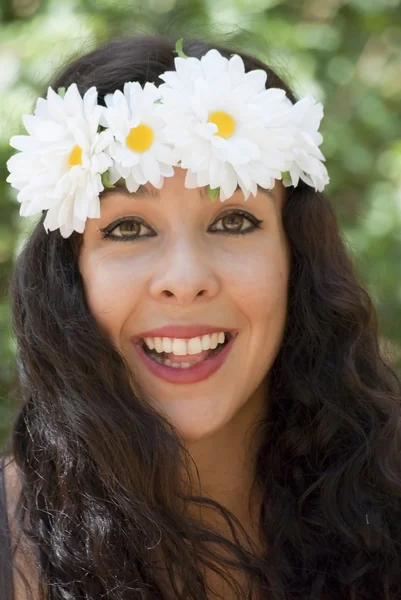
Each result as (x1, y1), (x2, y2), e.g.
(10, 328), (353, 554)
(148, 236), (220, 306)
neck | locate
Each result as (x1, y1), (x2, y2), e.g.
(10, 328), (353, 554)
(183, 382), (268, 546)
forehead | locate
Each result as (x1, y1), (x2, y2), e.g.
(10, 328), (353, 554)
(99, 178), (284, 208)
(100, 180), (208, 202)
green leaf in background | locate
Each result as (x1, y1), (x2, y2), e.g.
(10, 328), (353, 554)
(174, 38), (188, 59)
(207, 185), (220, 202)
(101, 171), (115, 189)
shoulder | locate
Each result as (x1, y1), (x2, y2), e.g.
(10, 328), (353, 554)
(2, 456), (40, 600)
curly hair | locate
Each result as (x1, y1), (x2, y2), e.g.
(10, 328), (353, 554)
(4, 35), (401, 600)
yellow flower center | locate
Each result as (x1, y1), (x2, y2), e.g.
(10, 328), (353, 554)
(208, 111), (236, 138)
(68, 145), (83, 167)
(126, 124), (154, 153)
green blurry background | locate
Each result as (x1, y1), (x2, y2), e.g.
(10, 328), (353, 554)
(1, 0), (401, 447)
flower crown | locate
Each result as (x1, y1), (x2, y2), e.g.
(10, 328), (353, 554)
(6, 40), (330, 239)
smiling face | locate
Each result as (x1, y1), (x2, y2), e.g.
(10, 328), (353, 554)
(78, 168), (290, 441)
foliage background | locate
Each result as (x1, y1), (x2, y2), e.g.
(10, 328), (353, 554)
(0, 0), (400, 447)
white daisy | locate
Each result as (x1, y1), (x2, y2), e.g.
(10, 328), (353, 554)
(158, 49), (297, 201)
(283, 96), (330, 192)
(6, 83), (113, 238)
(100, 81), (176, 192)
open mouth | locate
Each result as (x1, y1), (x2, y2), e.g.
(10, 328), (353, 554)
(140, 332), (232, 369)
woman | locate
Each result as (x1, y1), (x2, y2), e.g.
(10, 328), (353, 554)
(1, 34), (401, 600)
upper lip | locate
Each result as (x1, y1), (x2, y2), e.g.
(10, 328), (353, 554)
(132, 324), (237, 342)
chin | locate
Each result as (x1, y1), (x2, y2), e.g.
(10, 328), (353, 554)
(154, 400), (233, 444)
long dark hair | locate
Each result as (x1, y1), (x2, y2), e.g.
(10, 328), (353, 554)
(5, 35), (401, 600)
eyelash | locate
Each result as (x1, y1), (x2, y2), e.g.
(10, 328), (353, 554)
(99, 210), (263, 242)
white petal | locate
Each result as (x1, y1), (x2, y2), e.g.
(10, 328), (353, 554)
(46, 87), (69, 122)
(142, 81), (161, 104)
(153, 175), (165, 189)
(228, 54), (245, 83)
(94, 152), (113, 173)
(125, 173), (141, 193)
(9, 135), (35, 152)
(22, 115), (66, 142)
(219, 163), (238, 200)
(184, 169), (199, 189)
(151, 142), (175, 165)
(201, 49), (228, 82)
(158, 71), (183, 89)
(82, 86), (98, 118)
(245, 68), (267, 92)
(63, 83), (84, 116)
(87, 193), (101, 219)
(58, 194), (75, 228)
(288, 166), (300, 188)
(73, 184), (91, 221)
(140, 152), (161, 186)
(124, 80), (142, 100)
(174, 56), (202, 85)
(70, 122), (90, 153)
(159, 163), (175, 177)
(194, 169), (211, 187)
(43, 205), (62, 233)
(195, 122), (217, 139)
(208, 158), (224, 190)
(34, 97), (51, 119)
(94, 129), (114, 154)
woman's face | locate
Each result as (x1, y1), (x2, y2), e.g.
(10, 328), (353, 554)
(79, 168), (290, 441)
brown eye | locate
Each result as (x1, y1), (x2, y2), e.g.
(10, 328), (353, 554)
(221, 214), (244, 231)
(100, 217), (155, 241)
(209, 210), (262, 235)
(118, 221), (141, 236)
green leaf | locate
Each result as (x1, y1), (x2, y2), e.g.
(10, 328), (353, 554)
(281, 171), (290, 180)
(175, 38), (189, 59)
(207, 185), (220, 203)
(57, 86), (66, 98)
(101, 171), (115, 189)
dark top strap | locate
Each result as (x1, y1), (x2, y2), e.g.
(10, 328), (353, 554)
(0, 456), (14, 600)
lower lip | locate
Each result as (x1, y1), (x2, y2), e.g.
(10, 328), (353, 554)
(134, 334), (237, 384)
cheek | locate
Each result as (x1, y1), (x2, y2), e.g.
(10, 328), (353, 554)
(223, 241), (290, 379)
(222, 241), (289, 321)
(79, 252), (149, 338)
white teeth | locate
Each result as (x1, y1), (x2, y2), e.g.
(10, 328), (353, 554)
(154, 337), (163, 353)
(162, 358), (195, 369)
(172, 338), (187, 356)
(144, 337), (155, 350)
(210, 333), (218, 349)
(162, 337), (173, 353)
(187, 336), (203, 355)
(201, 334), (211, 351)
(142, 332), (228, 356)
(147, 354), (195, 368)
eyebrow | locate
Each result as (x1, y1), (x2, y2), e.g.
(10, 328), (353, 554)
(100, 182), (208, 201)
(99, 181), (276, 202)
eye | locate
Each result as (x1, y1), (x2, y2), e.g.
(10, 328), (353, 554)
(99, 217), (155, 242)
(99, 209), (263, 242)
(209, 210), (263, 235)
